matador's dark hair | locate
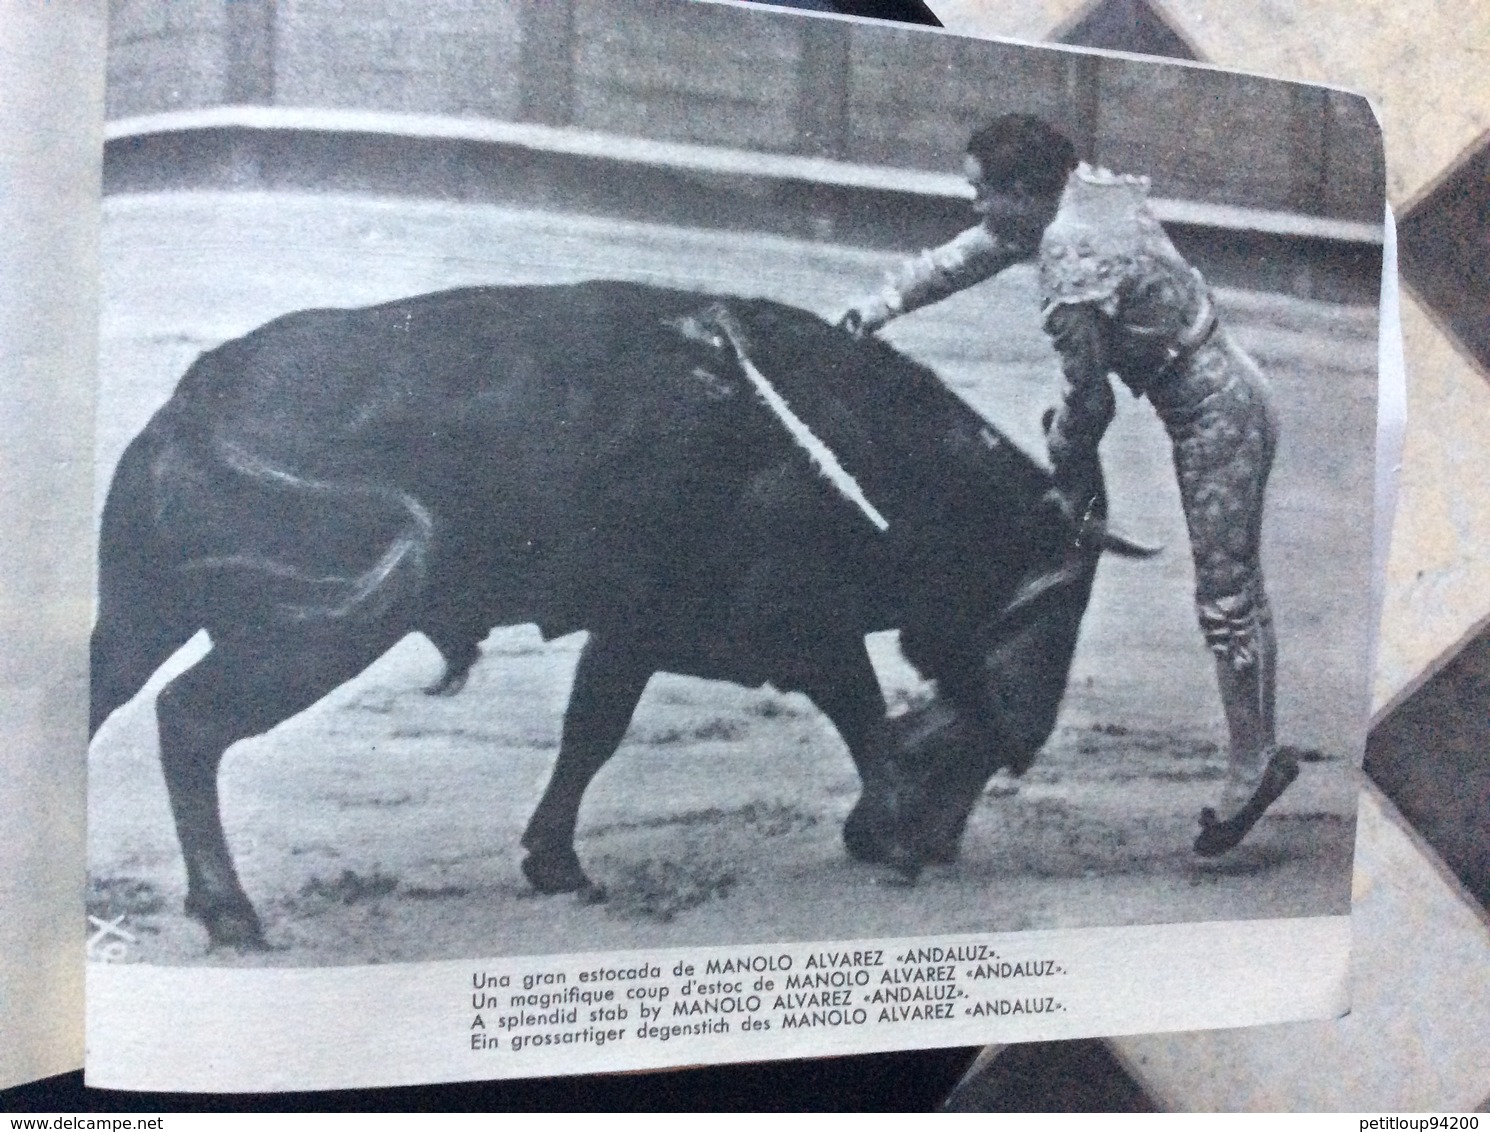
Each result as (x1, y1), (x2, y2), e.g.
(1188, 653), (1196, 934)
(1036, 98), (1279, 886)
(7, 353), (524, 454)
(965, 115), (1079, 199)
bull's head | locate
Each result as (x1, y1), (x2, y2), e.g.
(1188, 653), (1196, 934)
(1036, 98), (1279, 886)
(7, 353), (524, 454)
(867, 519), (1158, 873)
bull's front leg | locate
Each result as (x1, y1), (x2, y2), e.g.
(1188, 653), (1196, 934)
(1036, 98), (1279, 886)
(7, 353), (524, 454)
(789, 636), (911, 869)
(521, 632), (654, 898)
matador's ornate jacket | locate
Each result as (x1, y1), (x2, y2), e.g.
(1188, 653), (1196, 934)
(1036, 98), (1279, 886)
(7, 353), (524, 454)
(857, 163), (1279, 663)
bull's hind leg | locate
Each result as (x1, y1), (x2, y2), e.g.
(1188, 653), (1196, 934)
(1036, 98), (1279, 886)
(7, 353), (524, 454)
(156, 625), (404, 948)
(520, 632), (654, 896)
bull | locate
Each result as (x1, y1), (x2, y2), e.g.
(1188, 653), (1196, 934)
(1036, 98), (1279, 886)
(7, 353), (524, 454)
(89, 280), (1139, 949)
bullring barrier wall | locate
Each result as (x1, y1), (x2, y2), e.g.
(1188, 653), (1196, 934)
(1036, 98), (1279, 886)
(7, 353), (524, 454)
(103, 0), (1385, 302)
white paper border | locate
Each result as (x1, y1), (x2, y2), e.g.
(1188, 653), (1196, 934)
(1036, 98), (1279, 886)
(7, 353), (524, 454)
(87, 915), (1347, 1092)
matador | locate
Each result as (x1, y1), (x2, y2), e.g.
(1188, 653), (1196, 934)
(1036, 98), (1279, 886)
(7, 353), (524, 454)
(841, 114), (1297, 855)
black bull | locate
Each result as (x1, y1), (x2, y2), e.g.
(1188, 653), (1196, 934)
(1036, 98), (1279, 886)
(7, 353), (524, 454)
(90, 280), (1120, 948)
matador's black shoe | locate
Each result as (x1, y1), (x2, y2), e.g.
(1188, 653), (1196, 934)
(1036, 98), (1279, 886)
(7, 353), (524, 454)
(1193, 747), (1300, 857)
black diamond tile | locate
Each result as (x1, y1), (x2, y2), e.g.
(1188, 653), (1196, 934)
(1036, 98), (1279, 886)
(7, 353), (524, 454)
(748, 0), (844, 9)
(741, 0), (942, 22)
(942, 1040), (1158, 1112)
(1365, 621), (1490, 911)
(828, 0), (941, 22)
(1399, 132), (1490, 377)
(1056, 0), (1200, 61)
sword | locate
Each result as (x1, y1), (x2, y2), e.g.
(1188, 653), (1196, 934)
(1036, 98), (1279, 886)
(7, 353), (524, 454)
(703, 305), (891, 534)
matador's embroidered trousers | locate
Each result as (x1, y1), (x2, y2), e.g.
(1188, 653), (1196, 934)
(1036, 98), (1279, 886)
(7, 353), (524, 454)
(1152, 330), (1280, 819)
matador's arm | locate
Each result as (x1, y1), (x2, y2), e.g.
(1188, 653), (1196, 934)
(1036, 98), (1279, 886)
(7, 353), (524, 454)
(841, 224), (1028, 333)
(1043, 302), (1116, 504)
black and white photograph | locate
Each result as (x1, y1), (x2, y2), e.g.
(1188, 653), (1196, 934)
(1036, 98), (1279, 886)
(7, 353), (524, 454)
(85, 0), (1381, 993)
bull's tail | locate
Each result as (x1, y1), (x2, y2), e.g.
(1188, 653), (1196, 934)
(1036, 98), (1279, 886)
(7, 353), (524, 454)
(178, 439), (435, 626)
(90, 431), (435, 738)
(91, 432), (200, 738)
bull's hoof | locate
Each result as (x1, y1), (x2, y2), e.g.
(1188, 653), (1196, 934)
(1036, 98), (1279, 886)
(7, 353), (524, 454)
(424, 643), (479, 696)
(853, 826), (923, 886)
(915, 817), (968, 865)
(424, 666), (471, 697)
(423, 655), (473, 700)
(844, 805), (959, 868)
(187, 895), (266, 951)
(1193, 749), (1299, 857)
(521, 846), (592, 895)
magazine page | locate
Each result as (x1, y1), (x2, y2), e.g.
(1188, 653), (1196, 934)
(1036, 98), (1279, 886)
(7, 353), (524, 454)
(0, 0), (106, 1093)
(85, 0), (1381, 1091)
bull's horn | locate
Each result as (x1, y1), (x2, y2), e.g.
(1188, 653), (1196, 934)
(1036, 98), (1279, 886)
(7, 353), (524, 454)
(1095, 524), (1162, 558)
